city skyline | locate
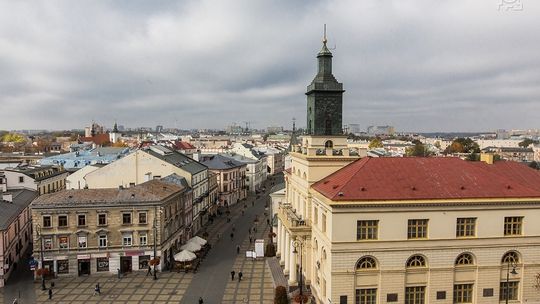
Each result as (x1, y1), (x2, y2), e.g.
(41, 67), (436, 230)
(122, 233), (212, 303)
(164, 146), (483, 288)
(1, 0), (539, 132)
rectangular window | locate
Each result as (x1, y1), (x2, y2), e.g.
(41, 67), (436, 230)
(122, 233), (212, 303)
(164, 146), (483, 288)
(357, 220), (378, 240)
(355, 288), (377, 304)
(77, 214), (86, 226)
(138, 212), (147, 224)
(453, 284), (473, 303)
(98, 214), (107, 226)
(314, 207), (319, 225)
(500, 281), (519, 301)
(57, 260), (69, 274)
(43, 216), (52, 228)
(456, 218), (476, 237)
(322, 213), (327, 232)
(504, 217), (523, 236)
(19, 176), (24, 183)
(123, 234), (132, 246)
(96, 257), (109, 272)
(223, 173), (228, 181)
(98, 235), (107, 248)
(58, 215), (68, 227)
(408, 219), (428, 239)
(405, 286), (425, 304)
(58, 236), (69, 249)
(122, 213), (132, 225)
(139, 255), (150, 269)
(43, 237), (53, 250)
(139, 233), (147, 246)
(224, 185), (228, 192)
(78, 236), (87, 248)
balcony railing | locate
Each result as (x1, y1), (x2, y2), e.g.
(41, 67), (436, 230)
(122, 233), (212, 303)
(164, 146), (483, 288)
(279, 203), (310, 228)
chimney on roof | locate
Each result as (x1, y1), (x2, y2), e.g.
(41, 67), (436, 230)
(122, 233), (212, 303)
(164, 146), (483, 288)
(2, 193), (13, 203)
(480, 153), (494, 165)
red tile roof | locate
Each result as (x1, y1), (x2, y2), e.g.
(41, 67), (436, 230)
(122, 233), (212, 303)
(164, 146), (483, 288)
(80, 133), (110, 145)
(312, 157), (540, 201)
(174, 141), (196, 150)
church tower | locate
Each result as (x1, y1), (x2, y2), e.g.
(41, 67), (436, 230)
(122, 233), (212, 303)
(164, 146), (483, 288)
(276, 27), (359, 290)
(306, 28), (344, 136)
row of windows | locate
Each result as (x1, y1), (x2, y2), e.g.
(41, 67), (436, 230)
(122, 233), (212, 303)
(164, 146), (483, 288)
(42, 232), (148, 250)
(355, 282), (519, 304)
(356, 217), (524, 240)
(42, 212), (148, 228)
(356, 251), (519, 270)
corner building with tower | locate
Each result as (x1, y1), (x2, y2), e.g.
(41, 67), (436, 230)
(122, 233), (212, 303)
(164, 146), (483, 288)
(275, 34), (540, 304)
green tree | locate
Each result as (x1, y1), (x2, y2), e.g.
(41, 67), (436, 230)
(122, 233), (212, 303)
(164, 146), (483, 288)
(519, 139), (538, 148)
(406, 142), (432, 157)
(466, 153), (479, 161)
(444, 138), (479, 154)
(368, 138), (383, 149)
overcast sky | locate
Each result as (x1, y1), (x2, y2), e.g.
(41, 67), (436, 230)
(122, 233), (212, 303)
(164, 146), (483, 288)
(1, 0), (539, 132)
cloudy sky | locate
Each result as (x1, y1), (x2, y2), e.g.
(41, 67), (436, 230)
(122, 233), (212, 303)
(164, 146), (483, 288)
(0, 0), (539, 132)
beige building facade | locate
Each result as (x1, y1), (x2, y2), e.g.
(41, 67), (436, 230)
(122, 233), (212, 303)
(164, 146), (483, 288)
(30, 177), (191, 277)
(275, 34), (540, 304)
(79, 145), (210, 234)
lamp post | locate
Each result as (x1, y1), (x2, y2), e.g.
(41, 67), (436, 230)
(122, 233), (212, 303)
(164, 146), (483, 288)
(36, 224), (46, 290)
(292, 238), (306, 303)
(505, 259), (518, 304)
(153, 206), (158, 280)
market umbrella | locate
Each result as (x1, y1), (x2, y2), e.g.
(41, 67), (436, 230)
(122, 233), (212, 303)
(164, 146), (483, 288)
(180, 241), (202, 252)
(173, 250), (197, 262)
(189, 236), (207, 246)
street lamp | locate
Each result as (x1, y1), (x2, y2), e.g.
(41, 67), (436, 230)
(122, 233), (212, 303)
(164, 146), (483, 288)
(505, 258), (518, 304)
(36, 223), (46, 290)
(292, 238), (307, 304)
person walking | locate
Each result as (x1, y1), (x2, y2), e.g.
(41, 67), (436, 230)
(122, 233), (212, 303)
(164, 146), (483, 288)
(93, 283), (101, 295)
(231, 270), (236, 281)
(146, 264), (152, 276)
(198, 297), (204, 304)
(48, 288), (53, 300)
(238, 271), (243, 281)
(236, 245), (240, 254)
(249, 236), (252, 244)
(230, 232), (234, 241)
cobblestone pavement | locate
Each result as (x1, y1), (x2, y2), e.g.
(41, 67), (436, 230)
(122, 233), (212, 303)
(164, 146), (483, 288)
(221, 219), (274, 304)
(33, 270), (193, 303)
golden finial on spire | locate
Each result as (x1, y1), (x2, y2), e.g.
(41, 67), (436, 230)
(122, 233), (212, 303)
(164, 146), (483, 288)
(323, 24), (327, 45)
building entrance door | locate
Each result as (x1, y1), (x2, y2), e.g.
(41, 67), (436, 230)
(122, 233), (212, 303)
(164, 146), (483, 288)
(78, 259), (91, 276)
(120, 256), (132, 273)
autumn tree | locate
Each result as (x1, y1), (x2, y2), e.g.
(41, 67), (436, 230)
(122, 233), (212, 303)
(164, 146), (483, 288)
(368, 138), (383, 149)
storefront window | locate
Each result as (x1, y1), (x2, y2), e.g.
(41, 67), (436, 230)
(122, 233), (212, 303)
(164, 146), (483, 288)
(139, 255), (150, 269)
(96, 257), (109, 272)
(57, 260), (69, 274)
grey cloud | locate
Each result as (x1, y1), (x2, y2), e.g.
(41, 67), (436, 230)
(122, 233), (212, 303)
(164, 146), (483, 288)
(0, 0), (539, 132)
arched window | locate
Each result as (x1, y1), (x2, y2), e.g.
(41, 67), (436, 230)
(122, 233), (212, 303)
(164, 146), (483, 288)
(302, 172), (307, 179)
(325, 140), (333, 148)
(356, 256), (377, 270)
(406, 255), (426, 268)
(455, 253), (474, 266)
(502, 251), (520, 264)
